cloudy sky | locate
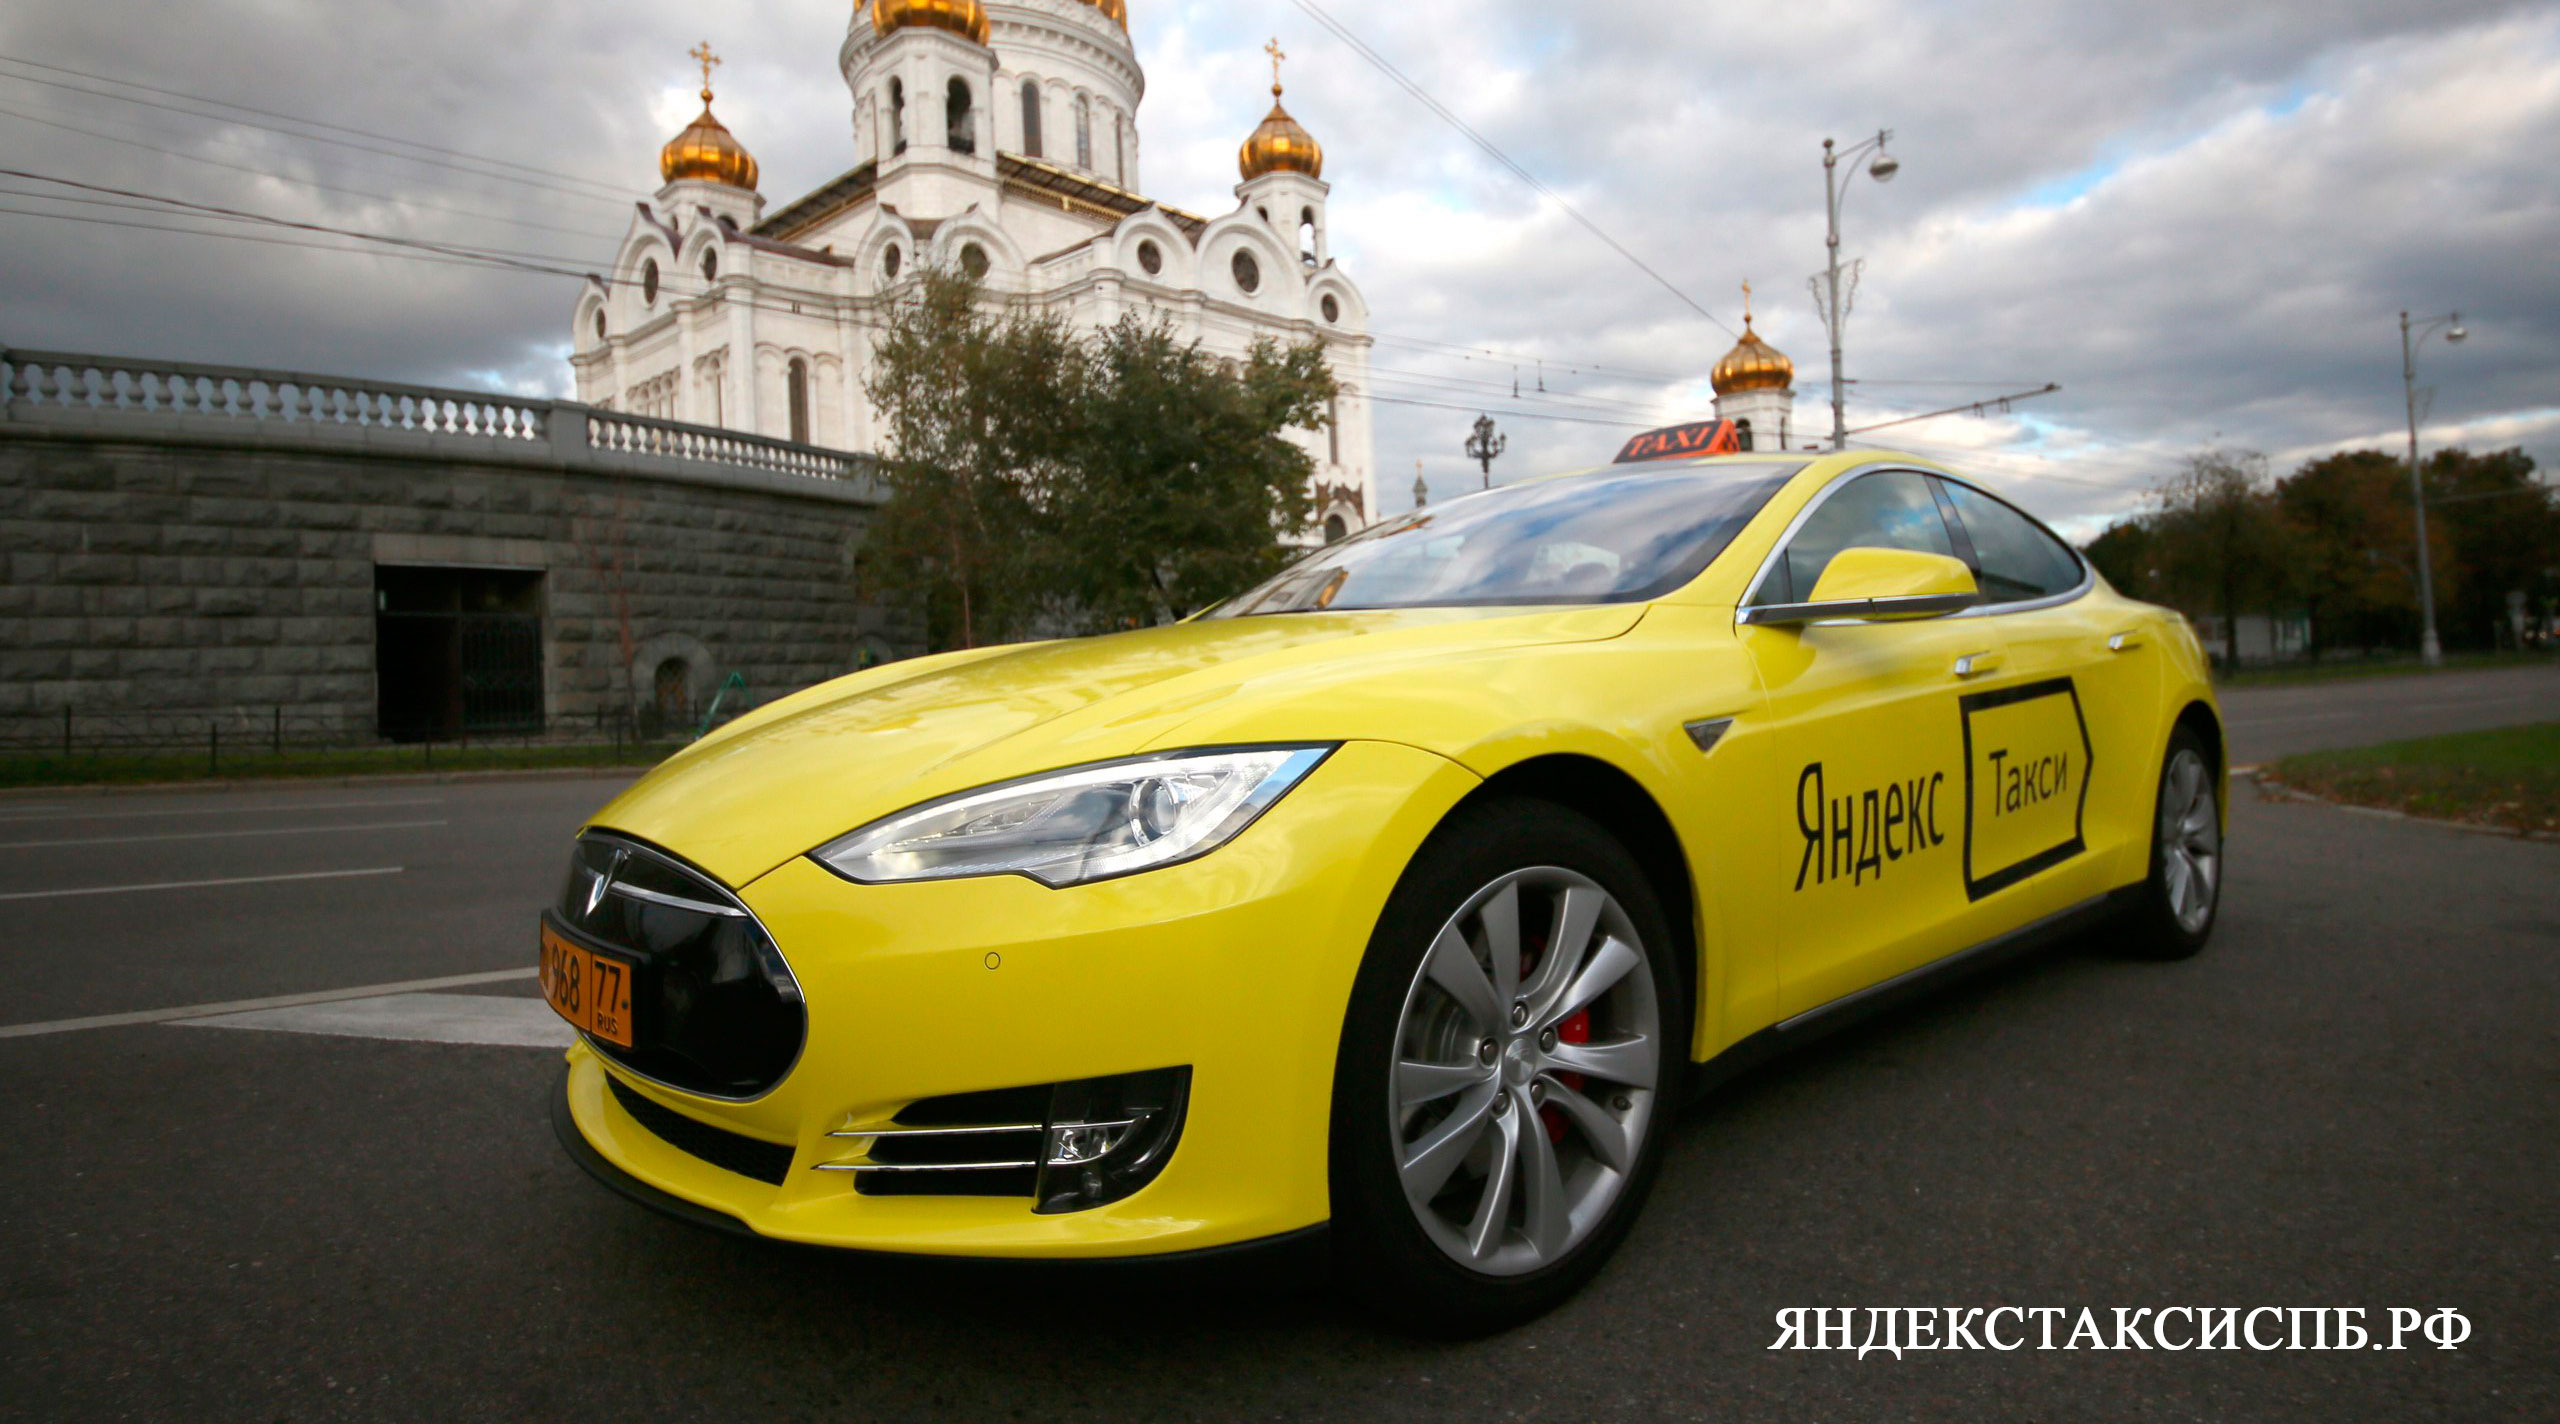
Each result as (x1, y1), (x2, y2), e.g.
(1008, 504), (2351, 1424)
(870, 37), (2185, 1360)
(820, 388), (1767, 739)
(2, 0), (2553, 535)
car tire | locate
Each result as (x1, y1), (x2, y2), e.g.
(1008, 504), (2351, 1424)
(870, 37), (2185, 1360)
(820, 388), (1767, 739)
(2117, 725), (2223, 961)
(1328, 796), (1689, 1335)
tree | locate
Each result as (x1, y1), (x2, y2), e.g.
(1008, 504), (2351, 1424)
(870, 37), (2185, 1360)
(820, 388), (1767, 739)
(2272, 450), (2425, 657)
(2082, 517), (2161, 602)
(2148, 448), (2289, 668)
(861, 271), (1341, 648)
(2423, 447), (2558, 650)
(861, 270), (1083, 649)
(1044, 315), (1337, 625)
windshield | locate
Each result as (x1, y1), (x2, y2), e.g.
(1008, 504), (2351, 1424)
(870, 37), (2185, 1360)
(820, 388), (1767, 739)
(1211, 461), (1803, 617)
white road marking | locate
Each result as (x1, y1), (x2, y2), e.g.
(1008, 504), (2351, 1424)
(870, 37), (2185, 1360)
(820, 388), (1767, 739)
(0, 967), (537, 1039)
(0, 796), (445, 824)
(180, 992), (572, 1049)
(0, 819), (446, 850)
(0, 866), (402, 902)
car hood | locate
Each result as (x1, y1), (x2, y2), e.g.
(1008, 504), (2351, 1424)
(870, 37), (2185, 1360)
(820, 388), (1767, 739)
(587, 604), (1646, 887)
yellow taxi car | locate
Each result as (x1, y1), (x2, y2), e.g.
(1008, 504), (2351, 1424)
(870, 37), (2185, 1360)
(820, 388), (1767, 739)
(543, 450), (2224, 1327)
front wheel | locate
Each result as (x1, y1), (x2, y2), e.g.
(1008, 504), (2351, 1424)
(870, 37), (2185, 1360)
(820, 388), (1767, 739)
(1329, 798), (1688, 1333)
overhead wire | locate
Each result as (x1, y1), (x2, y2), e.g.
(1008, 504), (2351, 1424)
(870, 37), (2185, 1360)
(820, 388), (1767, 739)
(1286, 0), (1736, 338)
(0, 52), (633, 193)
(0, 63), (632, 206)
(0, 98), (624, 241)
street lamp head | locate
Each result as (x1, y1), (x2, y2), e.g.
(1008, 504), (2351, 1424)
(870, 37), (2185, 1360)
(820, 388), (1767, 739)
(2446, 318), (2467, 343)
(1868, 150), (1900, 183)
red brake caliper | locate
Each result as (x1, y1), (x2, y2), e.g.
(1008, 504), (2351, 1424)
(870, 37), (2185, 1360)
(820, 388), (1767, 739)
(1541, 1010), (1590, 1144)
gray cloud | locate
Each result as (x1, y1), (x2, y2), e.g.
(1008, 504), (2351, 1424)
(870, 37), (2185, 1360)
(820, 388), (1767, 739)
(3, 1), (2552, 538)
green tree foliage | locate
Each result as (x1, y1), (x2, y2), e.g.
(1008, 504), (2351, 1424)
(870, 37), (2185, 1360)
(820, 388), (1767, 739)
(2273, 450), (2430, 655)
(2148, 449), (2290, 668)
(862, 270), (1339, 649)
(1046, 317), (1335, 627)
(861, 270), (1083, 650)
(2083, 443), (2555, 660)
(2424, 448), (2560, 649)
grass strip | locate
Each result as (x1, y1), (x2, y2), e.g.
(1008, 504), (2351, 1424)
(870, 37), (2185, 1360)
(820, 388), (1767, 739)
(2269, 722), (2560, 836)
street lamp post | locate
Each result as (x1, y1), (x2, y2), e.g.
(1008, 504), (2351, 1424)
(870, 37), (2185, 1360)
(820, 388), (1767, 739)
(1817, 130), (1899, 450)
(2400, 309), (2467, 667)
(1464, 414), (1507, 489)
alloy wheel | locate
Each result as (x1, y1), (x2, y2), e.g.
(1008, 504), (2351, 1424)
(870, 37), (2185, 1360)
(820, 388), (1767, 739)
(1388, 866), (1661, 1276)
(2160, 748), (2221, 935)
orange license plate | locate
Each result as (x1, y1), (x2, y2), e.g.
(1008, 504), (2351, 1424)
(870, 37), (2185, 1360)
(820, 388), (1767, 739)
(540, 924), (636, 1048)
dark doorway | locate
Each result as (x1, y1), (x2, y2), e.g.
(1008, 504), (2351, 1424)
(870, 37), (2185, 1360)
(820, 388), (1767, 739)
(375, 565), (546, 740)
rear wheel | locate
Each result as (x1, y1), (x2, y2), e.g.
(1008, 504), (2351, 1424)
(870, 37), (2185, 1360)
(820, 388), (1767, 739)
(2119, 726), (2222, 960)
(1329, 798), (1687, 1333)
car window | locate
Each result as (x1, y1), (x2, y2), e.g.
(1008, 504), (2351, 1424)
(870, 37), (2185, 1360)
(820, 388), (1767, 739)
(1755, 470), (1956, 604)
(1941, 481), (2083, 603)
(1211, 462), (1801, 615)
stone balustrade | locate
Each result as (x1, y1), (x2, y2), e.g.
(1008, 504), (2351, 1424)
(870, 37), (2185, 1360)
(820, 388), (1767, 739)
(1, 346), (872, 499)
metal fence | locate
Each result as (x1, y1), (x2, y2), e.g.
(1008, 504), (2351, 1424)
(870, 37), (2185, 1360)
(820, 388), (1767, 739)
(0, 705), (706, 781)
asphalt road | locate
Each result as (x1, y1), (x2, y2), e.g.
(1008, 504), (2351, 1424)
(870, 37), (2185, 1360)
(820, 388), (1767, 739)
(1, 668), (2553, 1421)
(2218, 660), (2559, 762)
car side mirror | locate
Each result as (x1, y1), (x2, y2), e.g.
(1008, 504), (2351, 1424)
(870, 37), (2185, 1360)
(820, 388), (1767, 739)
(1739, 547), (1979, 627)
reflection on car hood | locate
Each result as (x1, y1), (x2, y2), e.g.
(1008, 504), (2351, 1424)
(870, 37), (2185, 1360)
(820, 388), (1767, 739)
(587, 604), (1645, 887)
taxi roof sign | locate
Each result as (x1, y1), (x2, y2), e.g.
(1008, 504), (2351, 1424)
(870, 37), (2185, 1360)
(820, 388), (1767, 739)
(1613, 419), (1742, 465)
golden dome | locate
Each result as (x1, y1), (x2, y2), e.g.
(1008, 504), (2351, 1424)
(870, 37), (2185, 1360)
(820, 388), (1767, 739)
(1240, 98), (1322, 180)
(1241, 41), (1321, 181)
(870, 0), (991, 46)
(1711, 316), (1793, 395)
(660, 92), (759, 190)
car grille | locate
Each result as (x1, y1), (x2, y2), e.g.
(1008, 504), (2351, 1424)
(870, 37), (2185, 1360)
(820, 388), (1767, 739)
(552, 833), (807, 1099)
(607, 1074), (794, 1186)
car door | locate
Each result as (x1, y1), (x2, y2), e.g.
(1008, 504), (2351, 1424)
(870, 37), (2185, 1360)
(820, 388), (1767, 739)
(1933, 475), (2161, 907)
(1735, 468), (2009, 1016)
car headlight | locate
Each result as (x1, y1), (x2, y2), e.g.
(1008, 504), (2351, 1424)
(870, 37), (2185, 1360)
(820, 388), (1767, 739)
(810, 745), (1335, 888)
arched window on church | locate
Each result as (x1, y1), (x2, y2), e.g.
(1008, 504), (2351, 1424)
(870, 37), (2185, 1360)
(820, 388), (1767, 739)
(947, 77), (975, 155)
(1075, 95), (1092, 170)
(1301, 209), (1319, 267)
(1114, 117), (1126, 185)
(1327, 395), (1340, 465)
(1323, 514), (1348, 544)
(1020, 80), (1043, 158)
(787, 359), (810, 445)
(889, 78), (907, 156)
(1735, 418), (1754, 452)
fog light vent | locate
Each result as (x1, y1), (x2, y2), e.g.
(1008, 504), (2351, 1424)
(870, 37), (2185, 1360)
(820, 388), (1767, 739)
(814, 1067), (1191, 1211)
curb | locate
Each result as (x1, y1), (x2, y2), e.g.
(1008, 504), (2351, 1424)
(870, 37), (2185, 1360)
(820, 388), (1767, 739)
(2242, 768), (2560, 845)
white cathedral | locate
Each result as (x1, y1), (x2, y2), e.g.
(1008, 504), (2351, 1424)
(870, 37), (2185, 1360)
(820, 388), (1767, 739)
(570, 0), (1378, 539)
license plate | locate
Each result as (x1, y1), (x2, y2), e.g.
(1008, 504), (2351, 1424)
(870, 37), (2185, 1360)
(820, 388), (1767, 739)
(540, 923), (635, 1048)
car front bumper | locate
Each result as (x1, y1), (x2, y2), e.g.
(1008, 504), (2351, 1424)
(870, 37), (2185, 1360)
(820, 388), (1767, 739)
(552, 739), (1479, 1258)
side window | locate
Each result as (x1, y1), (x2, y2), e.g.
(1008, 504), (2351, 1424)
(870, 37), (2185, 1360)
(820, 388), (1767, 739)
(1757, 470), (1955, 604)
(1941, 481), (2082, 603)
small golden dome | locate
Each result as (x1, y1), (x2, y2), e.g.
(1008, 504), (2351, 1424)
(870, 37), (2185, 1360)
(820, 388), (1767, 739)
(661, 93), (759, 190)
(1240, 89), (1323, 180)
(1711, 317), (1793, 395)
(1241, 40), (1321, 181)
(870, 0), (991, 46)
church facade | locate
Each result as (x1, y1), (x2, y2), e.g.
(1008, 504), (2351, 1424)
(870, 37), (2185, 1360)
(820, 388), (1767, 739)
(570, 0), (1377, 540)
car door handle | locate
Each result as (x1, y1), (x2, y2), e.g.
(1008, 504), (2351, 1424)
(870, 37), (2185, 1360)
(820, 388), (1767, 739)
(2107, 631), (2144, 652)
(1953, 650), (2004, 678)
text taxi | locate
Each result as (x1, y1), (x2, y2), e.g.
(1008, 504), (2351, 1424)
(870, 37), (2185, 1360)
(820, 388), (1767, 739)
(541, 451), (2223, 1330)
